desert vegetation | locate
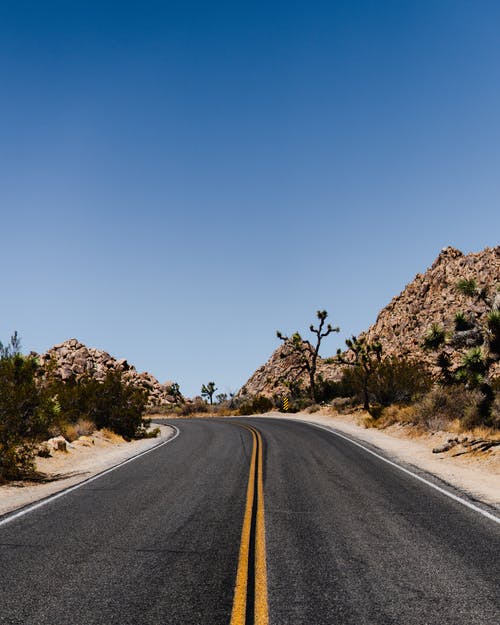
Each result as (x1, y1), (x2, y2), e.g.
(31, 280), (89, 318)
(276, 310), (339, 403)
(0, 333), (154, 482)
(235, 280), (500, 434)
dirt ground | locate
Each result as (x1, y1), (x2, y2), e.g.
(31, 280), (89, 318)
(0, 424), (175, 517)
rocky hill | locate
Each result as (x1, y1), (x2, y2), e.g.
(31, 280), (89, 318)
(363, 246), (499, 368)
(33, 339), (181, 407)
(239, 246), (500, 398)
(238, 345), (337, 399)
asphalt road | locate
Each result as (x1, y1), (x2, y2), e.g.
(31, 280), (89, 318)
(0, 417), (499, 624)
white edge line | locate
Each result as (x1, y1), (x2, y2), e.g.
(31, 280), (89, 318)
(279, 418), (500, 526)
(0, 425), (180, 529)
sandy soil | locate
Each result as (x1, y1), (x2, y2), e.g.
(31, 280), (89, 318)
(0, 424), (175, 517)
(260, 411), (500, 510)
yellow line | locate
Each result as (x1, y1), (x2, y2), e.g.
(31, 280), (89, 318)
(230, 428), (257, 625)
(254, 428), (269, 625)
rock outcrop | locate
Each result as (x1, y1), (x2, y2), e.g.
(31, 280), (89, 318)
(362, 246), (499, 366)
(238, 345), (338, 399)
(33, 339), (181, 407)
(239, 246), (500, 397)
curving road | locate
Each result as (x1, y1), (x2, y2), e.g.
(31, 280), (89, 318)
(0, 417), (499, 624)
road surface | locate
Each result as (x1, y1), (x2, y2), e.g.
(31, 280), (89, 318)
(0, 417), (498, 624)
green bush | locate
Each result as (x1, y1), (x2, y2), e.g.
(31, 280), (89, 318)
(85, 372), (149, 440)
(238, 395), (274, 415)
(43, 369), (151, 439)
(339, 356), (431, 416)
(368, 357), (432, 406)
(315, 378), (351, 402)
(0, 332), (154, 480)
(0, 352), (56, 481)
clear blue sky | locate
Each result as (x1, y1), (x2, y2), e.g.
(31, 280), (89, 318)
(1, 1), (499, 396)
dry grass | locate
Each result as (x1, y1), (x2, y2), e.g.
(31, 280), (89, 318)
(61, 419), (95, 441)
(369, 401), (500, 441)
(97, 428), (124, 443)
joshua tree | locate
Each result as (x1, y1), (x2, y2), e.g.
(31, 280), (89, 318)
(277, 310), (339, 403)
(166, 382), (183, 403)
(201, 381), (218, 405)
(336, 335), (382, 412)
(216, 393), (228, 404)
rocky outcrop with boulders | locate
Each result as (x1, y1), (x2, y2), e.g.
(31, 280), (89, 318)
(238, 345), (338, 399)
(239, 246), (499, 398)
(32, 339), (182, 408)
(362, 246), (499, 376)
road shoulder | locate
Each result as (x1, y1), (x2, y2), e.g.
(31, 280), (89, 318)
(0, 424), (175, 517)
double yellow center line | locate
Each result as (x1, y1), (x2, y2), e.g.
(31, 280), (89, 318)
(230, 425), (268, 625)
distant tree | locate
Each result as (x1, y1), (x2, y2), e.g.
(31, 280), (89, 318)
(277, 310), (339, 403)
(166, 382), (183, 403)
(216, 393), (228, 404)
(0, 331), (21, 358)
(201, 381), (218, 405)
(336, 335), (382, 413)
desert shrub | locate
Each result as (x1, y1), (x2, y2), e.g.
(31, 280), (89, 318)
(59, 423), (79, 442)
(339, 367), (365, 402)
(340, 357), (431, 416)
(422, 324), (446, 350)
(454, 311), (472, 331)
(59, 419), (95, 442)
(74, 418), (95, 437)
(412, 386), (484, 430)
(368, 357), (432, 406)
(43, 376), (91, 426)
(376, 404), (418, 427)
(490, 390), (500, 429)
(179, 397), (209, 416)
(487, 310), (500, 355)
(455, 347), (488, 388)
(456, 278), (479, 297)
(315, 378), (350, 402)
(43, 371), (150, 439)
(284, 397), (315, 413)
(0, 350), (57, 481)
(85, 371), (149, 440)
(328, 397), (354, 413)
(238, 395), (273, 415)
(305, 404), (320, 413)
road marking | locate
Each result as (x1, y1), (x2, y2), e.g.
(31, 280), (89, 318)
(0, 426), (180, 529)
(230, 424), (269, 625)
(230, 428), (256, 625)
(299, 420), (500, 526)
(254, 427), (269, 625)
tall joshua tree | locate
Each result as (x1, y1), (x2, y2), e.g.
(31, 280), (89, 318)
(336, 335), (383, 413)
(277, 310), (339, 403)
(201, 381), (218, 405)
